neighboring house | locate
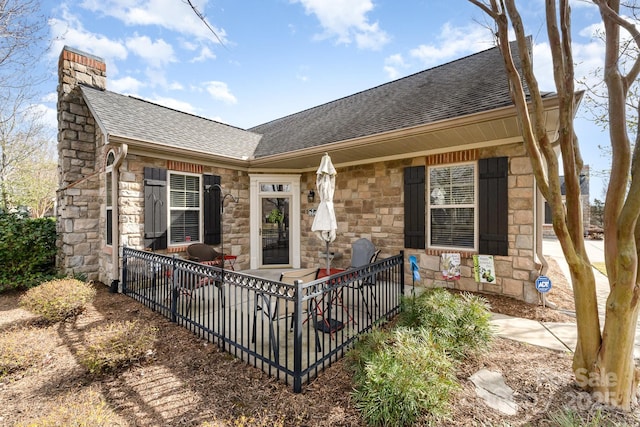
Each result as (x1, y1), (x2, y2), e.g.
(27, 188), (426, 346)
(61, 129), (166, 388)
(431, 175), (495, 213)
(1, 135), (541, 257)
(543, 166), (591, 236)
(56, 40), (564, 303)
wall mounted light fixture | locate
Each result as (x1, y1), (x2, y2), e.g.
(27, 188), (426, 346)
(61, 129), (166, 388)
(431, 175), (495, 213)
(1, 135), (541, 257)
(308, 190), (315, 203)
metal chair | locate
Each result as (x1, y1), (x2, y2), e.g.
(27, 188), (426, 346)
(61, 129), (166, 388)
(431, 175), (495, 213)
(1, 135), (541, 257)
(252, 268), (319, 358)
(349, 238), (380, 322)
(180, 243), (225, 312)
(186, 243), (224, 266)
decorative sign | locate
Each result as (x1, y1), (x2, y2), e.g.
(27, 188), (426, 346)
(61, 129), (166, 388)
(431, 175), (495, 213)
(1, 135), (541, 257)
(441, 253), (461, 280)
(535, 275), (552, 293)
(473, 255), (495, 283)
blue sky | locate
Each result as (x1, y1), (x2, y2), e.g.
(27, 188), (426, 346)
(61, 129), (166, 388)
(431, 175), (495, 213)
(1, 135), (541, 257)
(40, 0), (617, 201)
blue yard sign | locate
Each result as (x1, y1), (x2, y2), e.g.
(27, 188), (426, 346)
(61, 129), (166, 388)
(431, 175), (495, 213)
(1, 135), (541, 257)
(535, 275), (552, 293)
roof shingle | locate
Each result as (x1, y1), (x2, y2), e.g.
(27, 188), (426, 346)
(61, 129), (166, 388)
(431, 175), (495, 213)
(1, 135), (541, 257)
(249, 41), (528, 158)
(80, 86), (261, 160)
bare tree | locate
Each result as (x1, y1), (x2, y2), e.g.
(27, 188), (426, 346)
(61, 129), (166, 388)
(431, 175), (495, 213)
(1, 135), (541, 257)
(0, 0), (51, 212)
(470, 0), (640, 410)
(8, 141), (56, 217)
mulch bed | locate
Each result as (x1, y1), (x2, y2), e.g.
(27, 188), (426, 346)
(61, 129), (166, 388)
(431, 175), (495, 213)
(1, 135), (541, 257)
(2, 258), (639, 426)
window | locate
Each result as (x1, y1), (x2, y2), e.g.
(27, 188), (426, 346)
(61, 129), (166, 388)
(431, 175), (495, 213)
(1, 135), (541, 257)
(169, 173), (201, 244)
(144, 168), (220, 251)
(105, 152), (115, 246)
(403, 157), (508, 255)
(428, 163), (476, 250)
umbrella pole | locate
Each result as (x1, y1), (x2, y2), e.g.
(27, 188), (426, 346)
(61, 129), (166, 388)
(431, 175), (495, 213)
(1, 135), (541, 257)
(326, 241), (330, 275)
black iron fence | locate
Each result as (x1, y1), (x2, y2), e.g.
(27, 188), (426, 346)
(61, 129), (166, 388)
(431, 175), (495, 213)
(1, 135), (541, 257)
(122, 247), (405, 392)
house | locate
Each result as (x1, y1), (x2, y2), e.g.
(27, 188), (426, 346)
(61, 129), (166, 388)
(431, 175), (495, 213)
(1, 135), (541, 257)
(543, 166), (591, 236)
(56, 41), (563, 304)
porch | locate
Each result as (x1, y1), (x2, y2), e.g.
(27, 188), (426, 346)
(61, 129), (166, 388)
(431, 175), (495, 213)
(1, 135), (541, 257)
(121, 247), (405, 392)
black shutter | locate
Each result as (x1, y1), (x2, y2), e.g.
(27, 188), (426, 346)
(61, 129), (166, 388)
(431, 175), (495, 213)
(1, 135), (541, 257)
(404, 166), (425, 249)
(203, 174), (221, 245)
(144, 167), (168, 250)
(479, 157), (508, 255)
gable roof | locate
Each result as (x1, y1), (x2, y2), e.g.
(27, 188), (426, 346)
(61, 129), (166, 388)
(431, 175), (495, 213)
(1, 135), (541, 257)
(80, 86), (261, 161)
(249, 40), (531, 158)
(77, 38), (558, 170)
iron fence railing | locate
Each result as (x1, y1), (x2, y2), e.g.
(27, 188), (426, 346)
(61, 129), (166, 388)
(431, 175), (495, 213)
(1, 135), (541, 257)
(122, 247), (404, 392)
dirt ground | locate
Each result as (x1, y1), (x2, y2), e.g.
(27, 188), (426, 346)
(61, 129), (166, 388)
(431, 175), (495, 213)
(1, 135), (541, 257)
(1, 258), (639, 426)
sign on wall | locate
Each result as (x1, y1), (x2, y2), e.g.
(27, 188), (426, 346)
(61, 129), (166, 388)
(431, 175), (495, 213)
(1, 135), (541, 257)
(441, 253), (461, 280)
(473, 255), (495, 283)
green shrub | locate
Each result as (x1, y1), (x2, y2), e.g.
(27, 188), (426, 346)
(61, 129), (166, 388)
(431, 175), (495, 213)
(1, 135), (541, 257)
(350, 327), (458, 426)
(19, 278), (96, 323)
(399, 288), (493, 360)
(15, 387), (122, 427)
(0, 213), (57, 291)
(78, 320), (157, 374)
(0, 327), (53, 379)
(546, 408), (627, 427)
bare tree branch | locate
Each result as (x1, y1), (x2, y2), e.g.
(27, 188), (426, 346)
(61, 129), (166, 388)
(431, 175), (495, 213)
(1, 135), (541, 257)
(183, 0), (228, 49)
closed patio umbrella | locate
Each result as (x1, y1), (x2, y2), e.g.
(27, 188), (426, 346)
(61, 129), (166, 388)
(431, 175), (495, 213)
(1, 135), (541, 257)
(311, 153), (337, 275)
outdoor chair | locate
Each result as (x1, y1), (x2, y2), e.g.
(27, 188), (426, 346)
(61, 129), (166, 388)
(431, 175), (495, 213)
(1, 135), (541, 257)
(179, 243), (226, 313)
(186, 243), (224, 266)
(349, 238), (381, 322)
(252, 268), (320, 356)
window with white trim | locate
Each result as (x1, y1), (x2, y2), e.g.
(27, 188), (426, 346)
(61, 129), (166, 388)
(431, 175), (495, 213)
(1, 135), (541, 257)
(169, 172), (201, 244)
(428, 162), (476, 250)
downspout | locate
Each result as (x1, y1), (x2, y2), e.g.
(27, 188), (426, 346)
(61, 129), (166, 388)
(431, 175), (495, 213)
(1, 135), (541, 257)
(111, 142), (128, 291)
(535, 177), (553, 307)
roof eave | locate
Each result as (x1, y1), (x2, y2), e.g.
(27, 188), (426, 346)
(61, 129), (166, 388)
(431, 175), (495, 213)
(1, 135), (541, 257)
(108, 134), (251, 169)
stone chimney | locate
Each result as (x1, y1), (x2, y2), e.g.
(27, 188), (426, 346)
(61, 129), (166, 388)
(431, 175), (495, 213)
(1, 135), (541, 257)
(56, 46), (106, 280)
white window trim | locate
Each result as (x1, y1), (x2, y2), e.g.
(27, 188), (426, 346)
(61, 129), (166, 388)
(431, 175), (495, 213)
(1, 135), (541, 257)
(427, 161), (478, 252)
(249, 174), (301, 269)
(167, 171), (202, 246)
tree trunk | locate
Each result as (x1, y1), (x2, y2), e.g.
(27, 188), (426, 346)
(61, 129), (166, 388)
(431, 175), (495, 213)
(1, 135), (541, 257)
(468, 0), (640, 410)
(567, 259), (601, 376)
(596, 282), (640, 409)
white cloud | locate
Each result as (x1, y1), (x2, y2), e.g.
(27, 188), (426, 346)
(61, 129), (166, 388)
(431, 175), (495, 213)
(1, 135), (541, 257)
(190, 46), (216, 63)
(410, 23), (494, 67)
(292, 0), (389, 50)
(383, 53), (408, 80)
(79, 0), (228, 44)
(49, 10), (127, 63)
(41, 92), (58, 103)
(34, 102), (58, 140)
(204, 81), (238, 104)
(126, 35), (176, 68)
(110, 76), (145, 94)
(147, 95), (197, 114)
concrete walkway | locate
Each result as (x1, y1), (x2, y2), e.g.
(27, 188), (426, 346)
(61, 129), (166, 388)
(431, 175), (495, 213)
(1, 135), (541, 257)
(492, 237), (640, 359)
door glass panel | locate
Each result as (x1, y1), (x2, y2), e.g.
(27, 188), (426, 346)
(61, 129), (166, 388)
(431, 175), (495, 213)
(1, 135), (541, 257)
(262, 196), (290, 265)
(260, 183), (291, 192)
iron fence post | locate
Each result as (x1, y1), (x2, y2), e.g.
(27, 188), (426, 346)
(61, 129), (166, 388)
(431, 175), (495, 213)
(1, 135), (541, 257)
(399, 250), (405, 299)
(171, 255), (178, 322)
(122, 247), (128, 294)
(293, 279), (303, 393)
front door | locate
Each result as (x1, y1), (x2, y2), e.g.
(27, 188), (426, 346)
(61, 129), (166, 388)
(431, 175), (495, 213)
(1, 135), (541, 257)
(250, 175), (301, 269)
(261, 194), (290, 265)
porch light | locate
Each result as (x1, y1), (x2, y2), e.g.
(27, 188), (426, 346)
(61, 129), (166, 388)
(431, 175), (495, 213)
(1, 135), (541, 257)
(308, 190), (315, 203)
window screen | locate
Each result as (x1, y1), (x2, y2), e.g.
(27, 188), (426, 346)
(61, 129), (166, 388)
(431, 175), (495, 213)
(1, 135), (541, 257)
(169, 174), (201, 244)
(429, 164), (475, 249)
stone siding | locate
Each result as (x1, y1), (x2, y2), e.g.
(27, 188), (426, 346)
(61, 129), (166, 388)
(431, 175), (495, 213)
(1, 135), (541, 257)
(297, 145), (540, 303)
(56, 47), (106, 281)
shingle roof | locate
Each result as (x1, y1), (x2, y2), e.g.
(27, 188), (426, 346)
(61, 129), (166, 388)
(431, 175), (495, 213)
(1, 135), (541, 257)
(80, 86), (261, 160)
(249, 41), (529, 158)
